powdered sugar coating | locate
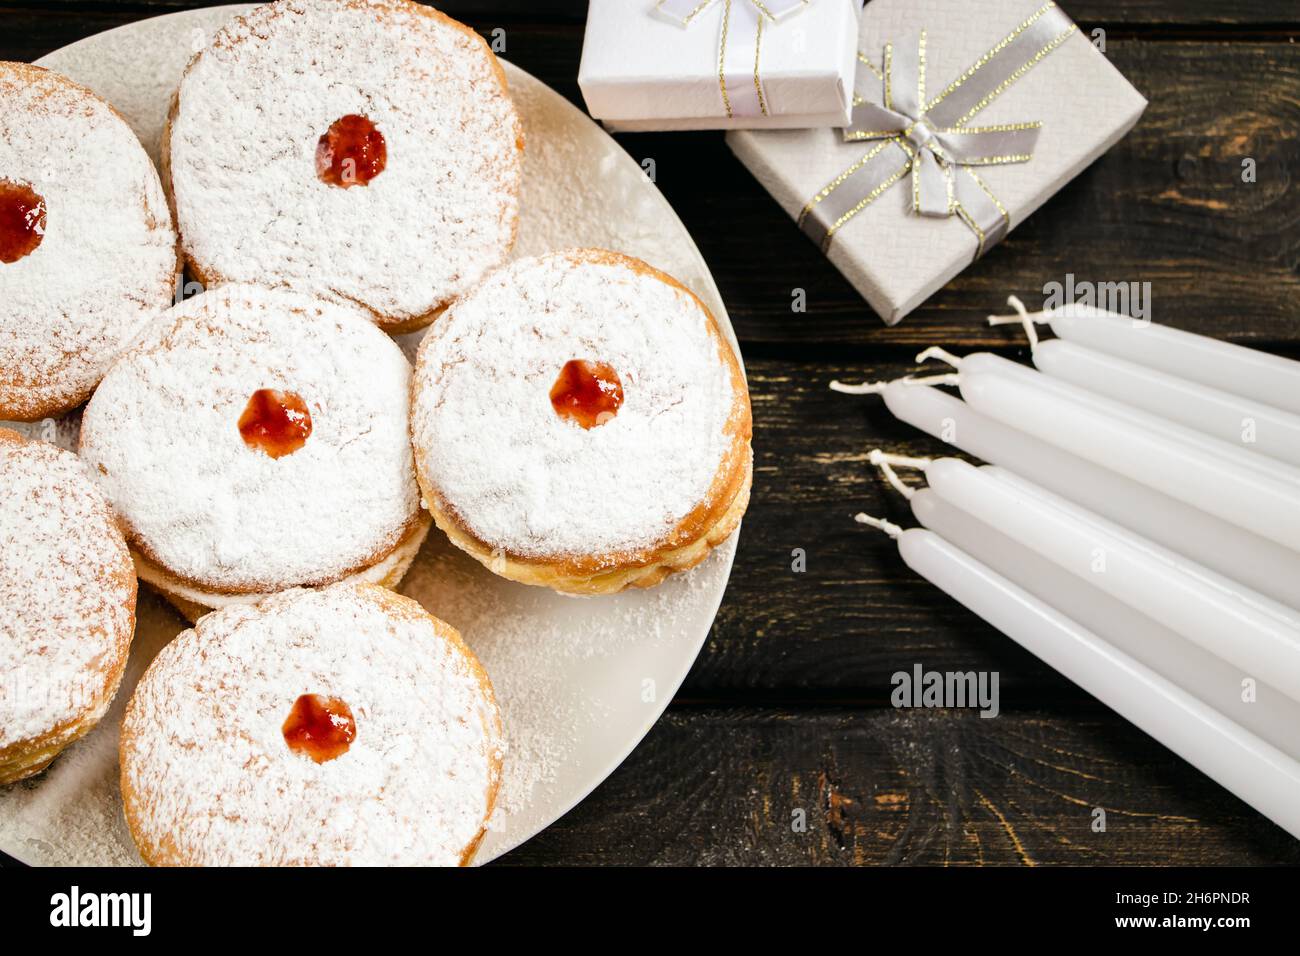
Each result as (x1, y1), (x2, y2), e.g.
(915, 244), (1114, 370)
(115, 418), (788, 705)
(0, 63), (177, 420)
(0, 431), (135, 752)
(80, 284), (420, 593)
(120, 583), (501, 866)
(167, 0), (522, 329)
(412, 250), (738, 560)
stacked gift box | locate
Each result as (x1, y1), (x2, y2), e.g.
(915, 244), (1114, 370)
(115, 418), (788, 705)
(579, 0), (1146, 324)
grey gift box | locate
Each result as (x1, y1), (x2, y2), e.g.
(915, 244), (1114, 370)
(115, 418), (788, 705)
(726, 0), (1147, 325)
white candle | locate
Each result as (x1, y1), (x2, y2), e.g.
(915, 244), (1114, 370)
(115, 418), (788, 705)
(1032, 338), (1300, 469)
(956, 355), (1300, 552)
(1041, 305), (1300, 417)
(880, 381), (1300, 610)
(960, 351), (1300, 488)
(909, 487), (1300, 762)
(920, 457), (1300, 701)
(885, 524), (1300, 840)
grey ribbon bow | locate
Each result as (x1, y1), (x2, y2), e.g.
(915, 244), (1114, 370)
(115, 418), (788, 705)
(799, 2), (1077, 256)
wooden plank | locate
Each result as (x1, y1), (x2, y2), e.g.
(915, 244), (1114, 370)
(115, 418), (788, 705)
(10, 1), (1300, 30)
(0, 9), (142, 61)
(497, 707), (1300, 865)
(0, 7), (587, 64)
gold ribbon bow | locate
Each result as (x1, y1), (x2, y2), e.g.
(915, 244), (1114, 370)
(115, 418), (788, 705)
(799, 2), (1077, 256)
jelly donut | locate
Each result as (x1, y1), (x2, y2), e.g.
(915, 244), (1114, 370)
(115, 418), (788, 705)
(79, 285), (430, 619)
(163, 0), (523, 334)
(119, 583), (502, 866)
(0, 62), (178, 421)
(0, 429), (136, 784)
(411, 249), (753, 595)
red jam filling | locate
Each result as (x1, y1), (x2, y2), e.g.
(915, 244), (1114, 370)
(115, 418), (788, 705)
(315, 115), (387, 187)
(550, 360), (624, 429)
(0, 180), (46, 264)
(238, 389), (312, 458)
(282, 694), (356, 764)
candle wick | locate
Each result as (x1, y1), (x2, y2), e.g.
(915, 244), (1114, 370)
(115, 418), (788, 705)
(987, 294), (1047, 349)
(854, 512), (903, 539)
(830, 373), (961, 395)
(915, 346), (965, 370)
(868, 448), (931, 500)
(828, 379), (888, 394)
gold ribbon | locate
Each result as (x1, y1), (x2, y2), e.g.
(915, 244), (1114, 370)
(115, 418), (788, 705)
(657, 0), (813, 118)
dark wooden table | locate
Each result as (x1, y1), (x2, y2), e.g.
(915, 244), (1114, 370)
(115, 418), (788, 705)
(3, 0), (1298, 866)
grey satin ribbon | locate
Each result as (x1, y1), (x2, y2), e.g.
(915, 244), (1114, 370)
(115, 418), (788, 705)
(799, 2), (1076, 256)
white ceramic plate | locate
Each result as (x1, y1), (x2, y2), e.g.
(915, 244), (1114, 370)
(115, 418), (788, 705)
(0, 4), (741, 865)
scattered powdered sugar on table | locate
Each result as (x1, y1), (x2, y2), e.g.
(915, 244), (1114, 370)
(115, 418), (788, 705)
(0, 63), (176, 419)
(507, 73), (716, 297)
(413, 251), (735, 559)
(80, 284), (419, 593)
(168, 0), (521, 326)
(400, 532), (730, 828)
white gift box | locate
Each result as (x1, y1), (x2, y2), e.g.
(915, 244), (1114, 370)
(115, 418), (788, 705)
(578, 0), (862, 131)
(727, 0), (1148, 324)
